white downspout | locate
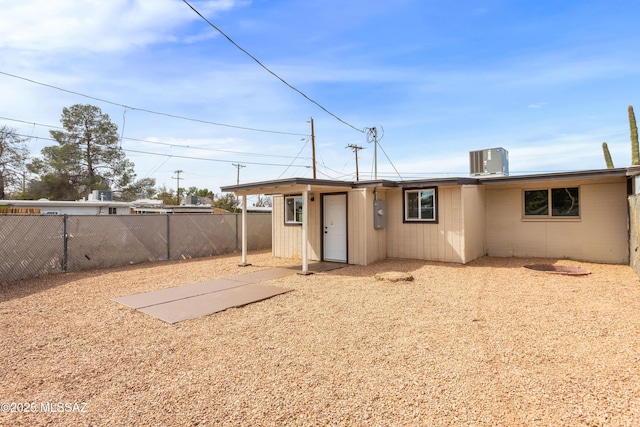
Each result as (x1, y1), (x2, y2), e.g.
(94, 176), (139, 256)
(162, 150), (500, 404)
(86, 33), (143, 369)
(240, 193), (250, 266)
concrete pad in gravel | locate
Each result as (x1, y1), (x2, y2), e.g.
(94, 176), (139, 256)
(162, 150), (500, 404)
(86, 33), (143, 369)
(112, 265), (340, 323)
(113, 267), (297, 323)
(228, 267), (300, 284)
(113, 278), (247, 309)
(137, 283), (292, 324)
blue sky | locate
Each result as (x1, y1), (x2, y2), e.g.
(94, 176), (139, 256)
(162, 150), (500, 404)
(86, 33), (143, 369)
(1, 0), (639, 196)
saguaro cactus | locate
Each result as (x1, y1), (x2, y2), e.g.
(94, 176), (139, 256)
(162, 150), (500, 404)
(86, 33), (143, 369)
(630, 105), (639, 165)
(602, 142), (615, 168)
(602, 105), (639, 167)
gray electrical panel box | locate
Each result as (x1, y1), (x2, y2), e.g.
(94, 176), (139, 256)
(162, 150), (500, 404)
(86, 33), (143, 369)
(373, 200), (386, 229)
(469, 147), (509, 176)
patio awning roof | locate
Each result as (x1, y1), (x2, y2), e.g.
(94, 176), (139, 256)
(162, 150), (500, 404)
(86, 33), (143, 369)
(220, 178), (355, 196)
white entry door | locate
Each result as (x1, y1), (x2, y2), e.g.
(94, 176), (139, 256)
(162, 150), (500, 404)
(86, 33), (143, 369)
(323, 194), (347, 262)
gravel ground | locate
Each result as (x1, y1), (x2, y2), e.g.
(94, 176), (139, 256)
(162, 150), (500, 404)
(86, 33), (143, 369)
(1, 251), (640, 426)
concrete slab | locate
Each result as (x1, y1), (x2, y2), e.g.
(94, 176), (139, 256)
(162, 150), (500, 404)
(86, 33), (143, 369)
(227, 268), (298, 284)
(287, 261), (347, 273)
(137, 284), (292, 324)
(113, 263), (342, 323)
(112, 278), (245, 309)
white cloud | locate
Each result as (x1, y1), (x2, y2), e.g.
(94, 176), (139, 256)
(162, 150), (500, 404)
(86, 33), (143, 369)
(0, 0), (241, 53)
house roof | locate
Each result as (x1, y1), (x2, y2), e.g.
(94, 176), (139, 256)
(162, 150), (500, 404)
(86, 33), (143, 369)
(221, 178), (355, 196)
(221, 166), (639, 195)
(477, 167), (634, 185)
(0, 199), (131, 208)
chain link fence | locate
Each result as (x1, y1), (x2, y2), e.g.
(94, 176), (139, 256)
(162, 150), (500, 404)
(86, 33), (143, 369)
(0, 213), (271, 285)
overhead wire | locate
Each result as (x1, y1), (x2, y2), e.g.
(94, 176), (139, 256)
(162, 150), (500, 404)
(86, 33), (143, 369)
(182, 0), (365, 135)
(124, 148), (311, 168)
(277, 138), (310, 179)
(376, 140), (403, 180)
(0, 70), (309, 137)
(9, 132), (311, 168)
(0, 115), (312, 160)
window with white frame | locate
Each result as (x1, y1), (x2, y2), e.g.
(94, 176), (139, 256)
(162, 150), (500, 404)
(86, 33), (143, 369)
(108, 207), (117, 215)
(285, 195), (303, 224)
(524, 187), (579, 218)
(404, 188), (437, 222)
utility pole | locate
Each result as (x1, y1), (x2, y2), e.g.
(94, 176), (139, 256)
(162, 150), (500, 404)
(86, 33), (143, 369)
(310, 117), (316, 179)
(232, 163), (246, 185)
(172, 169), (184, 205)
(346, 144), (364, 181)
(232, 163), (246, 250)
(369, 127), (379, 180)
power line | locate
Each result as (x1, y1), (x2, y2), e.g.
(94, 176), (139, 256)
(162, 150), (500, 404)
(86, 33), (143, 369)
(278, 138), (309, 179)
(0, 70), (309, 137)
(13, 128), (568, 177)
(0, 115), (312, 160)
(124, 148), (311, 168)
(172, 169), (184, 204)
(376, 139), (403, 180)
(8, 131), (312, 168)
(346, 144), (364, 181)
(232, 163), (246, 185)
(126, 136), (311, 160)
(182, 0), (365, 135)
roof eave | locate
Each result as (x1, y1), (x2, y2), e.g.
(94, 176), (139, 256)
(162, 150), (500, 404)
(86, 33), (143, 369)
(221, 178), (354, 195)
(479, 167), (630, 184)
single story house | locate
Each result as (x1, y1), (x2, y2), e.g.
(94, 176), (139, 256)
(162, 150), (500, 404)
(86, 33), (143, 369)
(222, 166), (640, 273)
(0, 199), (133, 215)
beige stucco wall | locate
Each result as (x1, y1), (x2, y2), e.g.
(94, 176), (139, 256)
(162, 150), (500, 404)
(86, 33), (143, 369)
(461, 185), (486, 262)
(271, 194), (321, 261)
(347, 188), (387, 266)
(273, 189), (387, 265)
(485, 178), (629, 263)
(386, 186), (467, 263)
(630, 195), (640, 276)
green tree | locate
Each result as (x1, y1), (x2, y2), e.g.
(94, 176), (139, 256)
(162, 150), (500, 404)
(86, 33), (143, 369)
(253, 195), (272, 207)
(185, 186), (214, 198)
(29, 104), (136, 200)
(213, 193), (238, 212)
(116, 177), (157, 201)
(155, 184), (177, 205)
(0, 126), (29, 199)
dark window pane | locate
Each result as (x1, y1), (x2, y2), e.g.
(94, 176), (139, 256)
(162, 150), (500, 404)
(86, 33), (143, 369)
(295, 197), (303, 222)
(524, 190), (548, 215)
(420, 190), (434, 220)
(407, 192), (419, 219)
(286, 197), (295, 222)
(551, 187), (579, 216)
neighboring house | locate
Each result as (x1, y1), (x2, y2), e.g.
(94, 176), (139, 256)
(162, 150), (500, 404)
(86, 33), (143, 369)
(131, 201), (219, 215)
(0, 199), (240, 215)
(222, 165), (640, 272)
(0, 199), (133, 215)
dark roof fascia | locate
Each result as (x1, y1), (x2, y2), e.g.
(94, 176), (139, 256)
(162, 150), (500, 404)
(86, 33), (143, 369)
(478, 168), (629, 185)
(352, 179), (399, 189)
(220, 177), (354, 193)
(397, 177), (481, 188)
(627, 165), (640, 176)
(221, 167), (636, 194)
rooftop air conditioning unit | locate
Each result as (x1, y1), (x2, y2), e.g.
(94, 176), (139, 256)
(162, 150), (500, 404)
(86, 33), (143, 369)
(469, 147), (509, 176)
(181, 195), (200, 206)
(92, 190), (113, 201)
